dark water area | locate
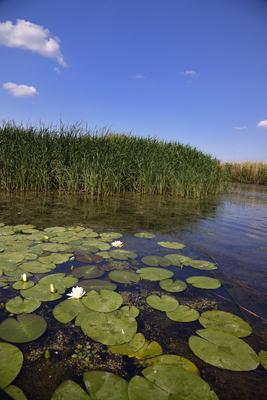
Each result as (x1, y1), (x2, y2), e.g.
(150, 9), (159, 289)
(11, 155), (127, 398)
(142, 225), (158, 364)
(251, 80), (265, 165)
(0, 184), (266, 400)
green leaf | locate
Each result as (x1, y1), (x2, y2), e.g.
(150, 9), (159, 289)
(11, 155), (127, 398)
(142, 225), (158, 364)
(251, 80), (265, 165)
(79, 279), (117, 291)
(134, 232), (155, 239)
(146, 294), (178, 312)
(72, 266), (104, 279)
(128, 376), (168, 400)
(157, 241), (185, 249)
(109, 270), (140, 284)
(53, 299), (88, 324)
(199, 310), (252, 337)
(82, 290), (123, 312)
(142, 354), (199, 375)
(189, 329), (259, 371)
(128, 340), (163, 360)
(4, 385), (28, 400)
(184, 259), (217, 270)
(159, 278), (187, 293)
(51, 380), (91, 400)
(109, 250), (137, 260)
(166, 305), (199, 322)
(21, 283), (62, 302)
(0, 343), (23, 389)
(0, 314), (47, 343)
(6, 296), (41, 314)
(259, 350), (267, 370)
(12, 281), (34, 290)
(84, 371), (128, 400)
(136, 267), (173, 281)
(108, 333), (146, 355)
(186, 276), (221, 289)
(141, 256), (170, 267)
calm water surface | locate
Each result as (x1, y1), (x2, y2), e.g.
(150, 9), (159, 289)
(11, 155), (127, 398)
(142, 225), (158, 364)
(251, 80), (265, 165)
(0, 184), (266, 400)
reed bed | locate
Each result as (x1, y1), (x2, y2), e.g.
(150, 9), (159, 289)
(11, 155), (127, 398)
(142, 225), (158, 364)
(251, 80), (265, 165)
(222, 162), (267, 185)
(0, 122), (224, 198)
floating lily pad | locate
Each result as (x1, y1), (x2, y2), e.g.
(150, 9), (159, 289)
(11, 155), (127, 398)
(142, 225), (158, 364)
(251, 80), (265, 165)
(105, 260), (129, 271)
(142, 354), (199, 374)
(79, 279), (117, 291)
(38, 273), (78, 292)
(158, 241), (185, 249)
(72, 265), (104, 279)
(82, 290), (123, 312)
(146, 294), (178, 312)
(100, 232), (122, 241)
(84, 371), (128, 400)
(44, 227), (66, 234)
(165, 254), (194, 266)
(189, 329), (259, 371)
(109, 250), (137, 260)
(21, 283), (62, 302)
(159, 278), (187, 293)
(53, 299), (89, 324)
(184, 259), (217, 270)
(12, 280), (34, 290)
(129, 340), (163, 360)
(259, 350), (267, 370)
(186, 276), (221, 289)
(142, 364), (219, 400)
(109, 270), (140, 284)
(4, 384), (28, 400)
(136, 267), (173, 281)
(199, 310), (252, 337)
(134, 232), (155, 239)
(20, 261), (56, 274)
(82, 239), (110, 251)
(81, 309), (137, 345)
(51, 380), (90, 400)
(6, 297), (41, 314)
(128, 376), (168, 400)
(40, 243), (71, 253)
(109, 333), (146, 355)
(0, 314), (47, 343)
(166, 305), (199, 322)
(120, 305), (140, 318)
(0, 343), (23, 389)
(141, 256), (170, 267)
(38, 253), (72, 265)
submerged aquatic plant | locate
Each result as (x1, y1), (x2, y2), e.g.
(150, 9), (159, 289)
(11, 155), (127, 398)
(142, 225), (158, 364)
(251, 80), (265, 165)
(67, 286), (86, 299)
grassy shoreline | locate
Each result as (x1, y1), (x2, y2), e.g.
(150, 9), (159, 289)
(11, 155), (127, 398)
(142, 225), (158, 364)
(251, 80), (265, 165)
(0, 123), (224, 198)
(222, 162), (267, 185)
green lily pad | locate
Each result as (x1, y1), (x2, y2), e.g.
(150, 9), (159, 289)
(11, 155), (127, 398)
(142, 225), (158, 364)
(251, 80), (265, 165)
(105, 260), (129, 271)
(4, 385), (28, 400)
(186, 276), (221, 289)
(44, 227), (66, 234)
(12, 280), (35, 290)
(184, 259), (217, 270)
(6, 297), (41, 314)
(146, 294), (178, 312)
(0, 314), (47, 343)
(38, 273), (78, 292)
(166, 305), (199, 322)
(136, 267), (173, 281)
(158, 241), (185, 249)
(79, 279), (117, 291)
(72, 266), (104, 279)
(81, 309), (137, 345)
(84, 371), (128, 400)
(142, 364), (219, 400)
(189, 329), (259, 371)
(40, 243), (72, 253)
(128, 340), (163, 360)
(20, 261), (56, 274)
(21, 283), (62, 302)
(109, 250), (137, 260)
(142, 354), (199, 375)
(82, 290), (123, 312)
(159, 278), (187, 293)
(38, 253), (73, 265)
(100, 232), (122, 241)
(141, 256), (171, 267)
(120, 305), (140, 318)
(128, 375), (168, 400)
(134, 232), (155, 239)
(82, 239), (110, 251)
(0, 343), (23, 389)
(108, 333), (146, 355)
(109, 270), (140, 284)
(165, 254), (195, 266)
(259, 350), (267, 370)
(53, 299), (89, 324)
(199, 310), (252, 337)
(51, 380), (90, 400)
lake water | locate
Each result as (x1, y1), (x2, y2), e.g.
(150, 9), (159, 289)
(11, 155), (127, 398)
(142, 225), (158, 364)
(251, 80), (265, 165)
(0, 184), (266, 400)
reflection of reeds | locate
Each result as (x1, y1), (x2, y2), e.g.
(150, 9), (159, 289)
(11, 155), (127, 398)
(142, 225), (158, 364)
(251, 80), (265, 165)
(221, 162), (267, 185)
(0, 122), (224, 198)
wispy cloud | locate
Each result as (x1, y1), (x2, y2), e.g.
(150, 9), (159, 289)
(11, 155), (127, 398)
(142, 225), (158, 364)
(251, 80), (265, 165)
(234, 126), (247, 130)
(133, 74), (146, 80)
(180, 69), (198, 77)
(3, 82), (38, 97)
(257, 119), (267, 129)
(0, 19), (67, 66)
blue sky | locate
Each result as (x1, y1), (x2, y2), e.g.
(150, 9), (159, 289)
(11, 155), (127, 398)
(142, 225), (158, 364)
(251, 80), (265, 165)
(0, 0), (267, 161)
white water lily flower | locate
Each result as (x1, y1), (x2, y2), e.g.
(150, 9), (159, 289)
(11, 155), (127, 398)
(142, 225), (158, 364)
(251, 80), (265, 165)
(111, 240), (123, 248)
(67, 286), (86, 299)
(50, 283), (56, 293)
(22, 273), (27, 282)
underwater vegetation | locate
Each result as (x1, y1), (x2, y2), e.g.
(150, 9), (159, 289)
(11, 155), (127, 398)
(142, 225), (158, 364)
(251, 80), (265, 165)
(222, 162), (267, 185)
(0, 122), (224, 198)
(0, 223), (266, 399)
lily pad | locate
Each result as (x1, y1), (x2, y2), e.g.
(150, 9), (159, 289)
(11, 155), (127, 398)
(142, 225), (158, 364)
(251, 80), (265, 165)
(79, 279), (117, 291)
(165, 254), (194, 267)
(186, 276), (221, 289)
(81, 309), (137, 345)
(12, 280), (35, 290)
(4, 385), (28, 400)
(82, 290), (123, 312)
(0, 314), (47, 343)
(21, 283), (62, 302)
(6, 297), (41, 314)
(0, 343), (23, 389)
(189, 329), (259, 371)
(141, 256), (171, 267)
(51, 380), (90, 400)
(199, 310), (252, 337)
(146, 294), (178, 312)
(53, 299), (89, 324)
(120, 305), (140, 318)
(109, 270), (140, 284)
(108, 333), (146, 355)
(40, 243), (72, 253)
(20, 261), (56, 274)
(129, 375), (169, 400)
(38, 273), (78, 292)
(72, 266), (104, 279)
(134, 232), (155, 239)
(142, 354), (199, 374)
(84, 371), (128, 400)
(100, 232), (122, 241)
(158, 241), (185, 249)
(128, 340), (163, 360)
(259, 350), (267, 370)
(38, 253), (72, 265)
(166, 305), (199, 322)
(142, 364), (218, 400)
(159, 278), (187, 293)
(184, 259), (217, 271)
(136, 267), (173, 281)
(109, 250), (137, 260)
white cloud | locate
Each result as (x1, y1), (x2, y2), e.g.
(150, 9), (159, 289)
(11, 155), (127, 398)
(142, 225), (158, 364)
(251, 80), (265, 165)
(133, 74), (146, 80)
(257, 120), (267, 129)
(234, 126), (247, 130)
(0, 19), (67, 66)
(3, 82), (38, 97)
(180, 69), (198, 77)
